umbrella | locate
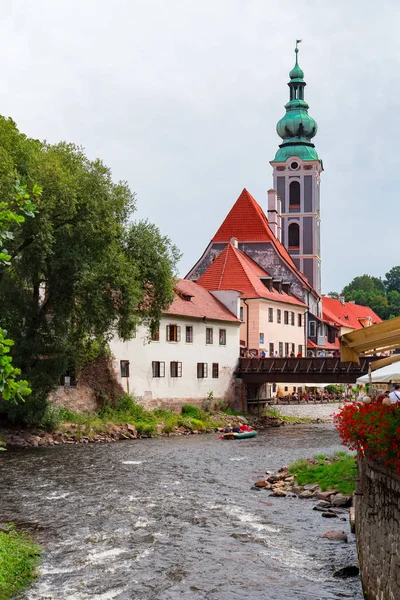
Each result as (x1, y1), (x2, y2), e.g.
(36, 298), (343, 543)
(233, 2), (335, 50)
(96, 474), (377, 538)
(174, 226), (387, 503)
(357, 361), (400, 385)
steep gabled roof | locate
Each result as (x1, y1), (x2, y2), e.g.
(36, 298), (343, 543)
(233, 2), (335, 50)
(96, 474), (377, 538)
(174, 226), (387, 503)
(211, 188), (314, 292)
(322, 297), (382, 330)
(197, 243), (306, 307)
(165, 279), (239, 323)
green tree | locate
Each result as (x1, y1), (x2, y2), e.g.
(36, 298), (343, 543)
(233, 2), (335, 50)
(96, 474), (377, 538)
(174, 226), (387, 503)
(0, 117), (180, 421)
(0, 182), (39, 402)
(342, 274), (385, 298)
(327, 291), (339, 299)
(384, 266), (400, 294)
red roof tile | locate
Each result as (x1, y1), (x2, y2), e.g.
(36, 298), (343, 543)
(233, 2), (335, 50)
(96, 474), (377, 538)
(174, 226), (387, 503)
(322, 297), (382, 330)
(197, 243), (306, 307)
(165, 279), (239, 323)
(308, 339), (339, 350)
(211, 188), (313, 291)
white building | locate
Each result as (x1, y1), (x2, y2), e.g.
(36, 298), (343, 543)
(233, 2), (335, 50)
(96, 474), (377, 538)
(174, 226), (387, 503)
(109, 279), (241, 410)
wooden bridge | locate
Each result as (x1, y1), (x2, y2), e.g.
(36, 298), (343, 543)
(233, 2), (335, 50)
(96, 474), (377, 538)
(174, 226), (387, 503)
(236, 356), (375, 385)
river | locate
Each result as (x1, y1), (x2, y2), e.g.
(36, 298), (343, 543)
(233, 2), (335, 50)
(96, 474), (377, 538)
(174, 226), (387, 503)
(0, 424), (363, 600)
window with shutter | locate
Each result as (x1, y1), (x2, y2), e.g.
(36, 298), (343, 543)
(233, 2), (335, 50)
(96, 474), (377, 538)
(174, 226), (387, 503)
(170, 361), (182, 377)
(152, 361), (165, 377)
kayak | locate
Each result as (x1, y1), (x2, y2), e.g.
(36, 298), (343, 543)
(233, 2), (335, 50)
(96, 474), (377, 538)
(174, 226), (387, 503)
(221, 431), (257, 440)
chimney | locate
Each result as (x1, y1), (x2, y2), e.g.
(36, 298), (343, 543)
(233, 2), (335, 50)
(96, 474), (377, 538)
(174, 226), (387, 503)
(267, 189), (281, 241)
(230, 237), (238, 248)
(339, 296), (345, 306)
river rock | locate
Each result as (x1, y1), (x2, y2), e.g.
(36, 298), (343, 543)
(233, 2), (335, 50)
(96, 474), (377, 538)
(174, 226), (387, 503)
(126, 424), (137, 436)
(322, 511), (338, 518)
(299, 490), (315, 499)
(237, 416), (249, 424)
(315, 500), (332, 509)
(271, 489), (287, 497)
(331, 493), (352, 507)
(291, 485), (304, 495)
(316, 490), (338, 501)
(255, 480), (270, 488)
(333, 565), (360, 578)
(321, 530), (348, 542)
(303, 484), (320, 492)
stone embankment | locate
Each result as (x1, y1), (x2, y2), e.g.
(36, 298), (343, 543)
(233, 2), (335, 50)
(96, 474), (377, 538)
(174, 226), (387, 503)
(272, 402), (342, 421)
(355, 458), (400, 600)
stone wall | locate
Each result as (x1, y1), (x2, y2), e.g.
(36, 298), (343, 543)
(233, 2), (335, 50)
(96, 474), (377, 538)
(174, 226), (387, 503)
(49, 384), (98, 414)
(272, 403), (341, 420)
(355, 458), (400, 600)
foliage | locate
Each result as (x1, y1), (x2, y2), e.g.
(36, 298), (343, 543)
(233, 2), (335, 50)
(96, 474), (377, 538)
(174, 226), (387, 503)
(0, 182), (40, 404)
(338, 267), (400, 319)
(288, 452), (357, 495)
(264, 408), (312, 423)
(325, 384), (344, 394)
(334, 402), (400, 474)
(0, 117), (180, 423)
(201, 391), (214, 413)
(181, 404), (205, 420)
(0, 524), (41, 600)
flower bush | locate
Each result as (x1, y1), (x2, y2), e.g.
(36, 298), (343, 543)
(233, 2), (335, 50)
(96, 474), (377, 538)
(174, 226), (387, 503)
(334, 402), (400, 473)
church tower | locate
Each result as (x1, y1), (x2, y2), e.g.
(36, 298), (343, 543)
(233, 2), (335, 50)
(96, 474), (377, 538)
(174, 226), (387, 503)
(270, 42), (323, 295)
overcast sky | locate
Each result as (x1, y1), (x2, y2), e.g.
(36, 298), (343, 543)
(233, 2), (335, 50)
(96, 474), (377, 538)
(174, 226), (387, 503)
(1, 1), (399, 293)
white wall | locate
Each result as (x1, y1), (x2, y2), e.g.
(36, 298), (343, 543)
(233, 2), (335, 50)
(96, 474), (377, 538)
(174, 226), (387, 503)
(109, 316), (240, 408)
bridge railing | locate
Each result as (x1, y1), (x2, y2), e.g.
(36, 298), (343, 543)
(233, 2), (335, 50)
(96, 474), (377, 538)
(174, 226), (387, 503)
(236, 356), (374, 375)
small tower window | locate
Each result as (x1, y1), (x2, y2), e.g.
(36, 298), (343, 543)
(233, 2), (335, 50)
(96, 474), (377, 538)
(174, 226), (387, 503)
(288, 223), (300, 248)
(289, 181), (300, 207)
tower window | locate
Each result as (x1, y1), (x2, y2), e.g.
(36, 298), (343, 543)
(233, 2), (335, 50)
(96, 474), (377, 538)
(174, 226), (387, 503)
(288, 223), (300, 248)
(290, 161), (299, 170)
(289, 181), (300, 207)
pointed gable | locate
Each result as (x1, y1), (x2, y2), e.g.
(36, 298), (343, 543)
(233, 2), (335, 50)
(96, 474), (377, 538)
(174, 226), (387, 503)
(322, 297), (382, 330)
(213, 188), (275, 243)
(197, 244), (306, 307)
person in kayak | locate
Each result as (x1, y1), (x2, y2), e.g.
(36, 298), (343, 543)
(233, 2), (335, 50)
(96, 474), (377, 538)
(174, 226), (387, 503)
(224, 424), (232, 433)
(232, 424), (241, 433)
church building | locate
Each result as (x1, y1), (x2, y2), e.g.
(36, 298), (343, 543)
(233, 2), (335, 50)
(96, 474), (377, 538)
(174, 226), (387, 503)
(187, 43), (326, 354)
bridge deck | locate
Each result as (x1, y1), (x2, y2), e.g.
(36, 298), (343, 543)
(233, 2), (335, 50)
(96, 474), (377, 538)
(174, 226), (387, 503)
(236, 356), (374, 384)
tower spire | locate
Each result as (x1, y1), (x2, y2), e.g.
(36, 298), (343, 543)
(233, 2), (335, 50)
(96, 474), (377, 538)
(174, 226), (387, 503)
(273, 41), (318, 162)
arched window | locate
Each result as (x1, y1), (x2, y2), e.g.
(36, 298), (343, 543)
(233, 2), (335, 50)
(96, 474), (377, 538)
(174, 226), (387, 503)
(288, 223), (300, 248)
(289, 181), (300, 207)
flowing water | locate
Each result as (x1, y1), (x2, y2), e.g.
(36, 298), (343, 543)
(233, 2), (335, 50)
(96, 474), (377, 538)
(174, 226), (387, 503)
(0, 424), (363, 600)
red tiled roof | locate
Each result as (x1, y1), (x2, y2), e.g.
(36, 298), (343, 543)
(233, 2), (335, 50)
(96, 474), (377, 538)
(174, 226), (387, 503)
(322, 297), (382, 330)
(197, 243), (306, 307)
(165, 279), (239, 323)
(308, 339), (339, 350)
(211, 188), (314, 292)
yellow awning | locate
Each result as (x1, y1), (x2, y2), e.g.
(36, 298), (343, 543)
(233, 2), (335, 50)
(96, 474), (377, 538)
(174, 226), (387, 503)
(340, 315), (400, 363)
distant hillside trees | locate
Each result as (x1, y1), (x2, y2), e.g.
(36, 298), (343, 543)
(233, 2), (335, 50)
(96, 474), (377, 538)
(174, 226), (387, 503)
(0, 117), (180, 423)
(329, 267), (400, 320)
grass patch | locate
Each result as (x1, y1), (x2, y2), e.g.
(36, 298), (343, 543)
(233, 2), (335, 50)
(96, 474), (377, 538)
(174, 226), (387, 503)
(0, 524), (41, 600)
(288, 452), (357, 495)
(55, 397), (228, 436)
(264, 408), (312, 423)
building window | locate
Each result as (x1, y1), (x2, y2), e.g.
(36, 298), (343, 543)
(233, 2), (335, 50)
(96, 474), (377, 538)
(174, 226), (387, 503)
(279, 342), (283, 357)
(309, 321), (316, 337)
(268, 307), (273, 323)
(219, 329), (226, 345)
(120, 361), (130, 377)
(269, 343), (274, 356)
(289, 180), (300, 207)
(291, 343), (295, 353)
(277, 309), (282, 324)
(240, 306), (244, 321)
(197, 363), (208, 378)
(298, 314), (302, 327)
(212, 363), (219, 378)
(152, 361), (165, 377)
(170, 361), (182, 377)
(288, 223), (300, 248)
(298, 345), (303, 356)
(291, 311), (295, 326)
(284, 311), (289, 325)
(166, 324), (181, 342)
(260, 332), (265, 345)
(185, 326), (193, 343)
(284, 386), (288, 392)
(285, 342), (289, 356)
(151, 327), (159, 341)
(206, 328), (213, 344)
(272, 383), (277, 393)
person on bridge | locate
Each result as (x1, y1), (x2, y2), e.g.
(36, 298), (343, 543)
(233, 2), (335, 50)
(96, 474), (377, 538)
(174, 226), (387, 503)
(389, 384), (400, 404)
